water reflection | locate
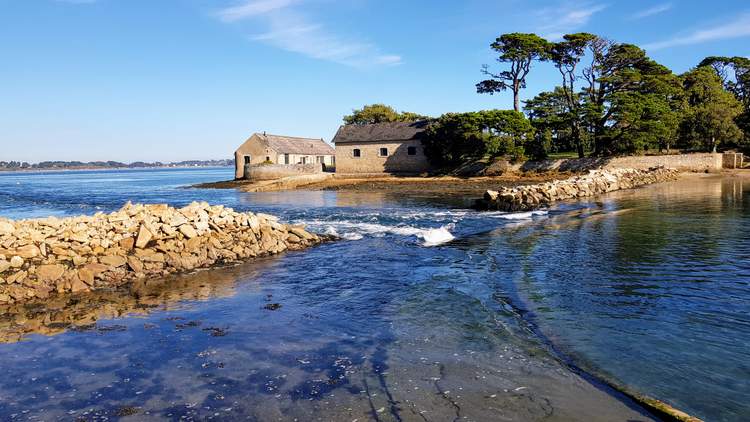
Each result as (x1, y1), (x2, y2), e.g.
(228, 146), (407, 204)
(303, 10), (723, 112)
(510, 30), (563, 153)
(0, 260), (281, 344)
(0, 169), (745, 421)
(481, 175), (750, 422)
(239, 189), (475, 210)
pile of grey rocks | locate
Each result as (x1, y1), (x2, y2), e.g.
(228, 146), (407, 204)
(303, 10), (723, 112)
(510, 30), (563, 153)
(0, 201), (326, 304)
(476, 167), (679, 211)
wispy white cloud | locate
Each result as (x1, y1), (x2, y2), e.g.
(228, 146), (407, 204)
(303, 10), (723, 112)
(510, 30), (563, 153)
(215, 0), (401, 68)
(630, 3), (672, 20)
(535, 2), (608, 40)
(644, 13), (750, 50)
(217, 0), (298, 22)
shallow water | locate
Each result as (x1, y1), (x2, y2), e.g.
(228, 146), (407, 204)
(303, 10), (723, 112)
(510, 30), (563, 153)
(0, 168), (747, 421)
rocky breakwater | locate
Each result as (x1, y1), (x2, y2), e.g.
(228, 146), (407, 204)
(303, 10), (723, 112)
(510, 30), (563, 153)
(475, 167), (679, 211)
(0, 202), (326, 305)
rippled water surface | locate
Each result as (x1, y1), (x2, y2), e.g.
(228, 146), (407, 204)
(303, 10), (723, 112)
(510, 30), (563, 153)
(0, 168), (748, 421)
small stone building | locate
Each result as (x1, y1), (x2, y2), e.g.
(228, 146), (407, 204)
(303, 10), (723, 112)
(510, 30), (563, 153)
(332, 121), (431, 174)
(234, 133), (335, 179)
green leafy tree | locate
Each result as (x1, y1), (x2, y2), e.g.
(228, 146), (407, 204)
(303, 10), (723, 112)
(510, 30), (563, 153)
(550, 33), (598, 157)
(422, 113), (486, 166)
(398, 111), (431, 122)
(343, 104), (428, 125)
(699, 56), (750, 144)
(482, 109), (535, 159)
(678, 66), (743, 152)
(575, 41), (683, 155)
(603, 59), (683, 154)
(581, 42), (645, 155)
(477, 33), (551, 112)
(699, 56), (750, 103)
(422, 110), (534, 166)
(524, 87), (580, 156)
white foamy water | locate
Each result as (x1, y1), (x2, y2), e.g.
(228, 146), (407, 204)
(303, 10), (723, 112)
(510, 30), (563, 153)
(419, 226), (455, 246)
(489, 210), (549, 220)
(300, 208), (548, 247)
(311, 218), (455, 246)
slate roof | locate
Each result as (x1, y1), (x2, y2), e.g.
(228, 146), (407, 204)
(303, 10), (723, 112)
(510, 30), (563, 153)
(332, 121), (429, 144)
(260, 134), (335, 155)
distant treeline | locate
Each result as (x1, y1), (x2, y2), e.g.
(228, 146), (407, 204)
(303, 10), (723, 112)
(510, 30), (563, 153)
(0, 159), (233, 171)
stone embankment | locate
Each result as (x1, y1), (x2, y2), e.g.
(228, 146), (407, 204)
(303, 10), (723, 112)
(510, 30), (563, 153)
(475, 167), (679, 211)
(0, 202), (326, 305)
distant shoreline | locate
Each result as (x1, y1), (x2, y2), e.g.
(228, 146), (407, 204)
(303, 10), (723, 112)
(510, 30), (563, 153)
(0, 165), (233, 174)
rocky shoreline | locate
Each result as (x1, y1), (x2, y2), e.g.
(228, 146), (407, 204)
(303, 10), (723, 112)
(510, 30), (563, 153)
(474, 167), (680, 211)
(0, 202), (327, 305)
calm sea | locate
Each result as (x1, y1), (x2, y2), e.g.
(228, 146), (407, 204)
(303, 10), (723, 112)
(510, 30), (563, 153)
(0, 167), (747, 421)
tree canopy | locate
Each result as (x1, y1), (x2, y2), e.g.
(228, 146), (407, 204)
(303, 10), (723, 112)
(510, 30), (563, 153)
(343, 104), (428, 125)
(422, 110), (534, 166)
(477, 33), (551, 112)
(549, 33), (598, 157)
(698, 56), (750, 144)
(480, 32), (750, 158)
(679, 66), (743, 152)
(524, 87), (581, 156)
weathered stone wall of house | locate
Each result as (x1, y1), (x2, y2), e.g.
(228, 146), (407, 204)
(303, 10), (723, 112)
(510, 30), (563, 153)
(235, 135), (279, 179)
(335, 140), (430, 174)
(244, 163), (323, 180)
(0, 202), (326, 305)
(276, 154), (335, 166)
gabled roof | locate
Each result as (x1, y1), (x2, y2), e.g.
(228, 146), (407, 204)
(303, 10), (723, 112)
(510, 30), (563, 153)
(332, 121), (429, 144)
(259, 134), (335, 155)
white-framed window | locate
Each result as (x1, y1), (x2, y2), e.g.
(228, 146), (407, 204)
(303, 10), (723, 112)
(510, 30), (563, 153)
(379, 147), (388, 157)
(352, 148), (361, 158)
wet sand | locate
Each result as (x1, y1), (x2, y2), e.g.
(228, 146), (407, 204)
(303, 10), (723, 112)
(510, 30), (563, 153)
(195, 174), (571, 196)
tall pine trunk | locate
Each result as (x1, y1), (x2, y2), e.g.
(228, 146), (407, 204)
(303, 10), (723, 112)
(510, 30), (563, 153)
(572, 123), (584, 158)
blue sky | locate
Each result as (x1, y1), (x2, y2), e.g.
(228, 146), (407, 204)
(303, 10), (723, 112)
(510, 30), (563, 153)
(1, 0), (749, 162)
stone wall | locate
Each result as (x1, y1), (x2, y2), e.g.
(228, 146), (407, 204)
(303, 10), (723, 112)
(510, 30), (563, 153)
(335, 140), (430, 174)
(722, 152), (744, 169)
(475, 167), (680, 211)
(235, 134), (335, 179)
(235, 134), (278, 179)
(244, 163), (323, 181)
(0, 202), (326, 305)
(604, 153), (722, 172)
(515, 153), (723, 174)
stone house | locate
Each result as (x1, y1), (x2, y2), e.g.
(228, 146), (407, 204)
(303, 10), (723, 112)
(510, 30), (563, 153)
(234, 133), (335, 179)
(332, 121), (431, 174)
